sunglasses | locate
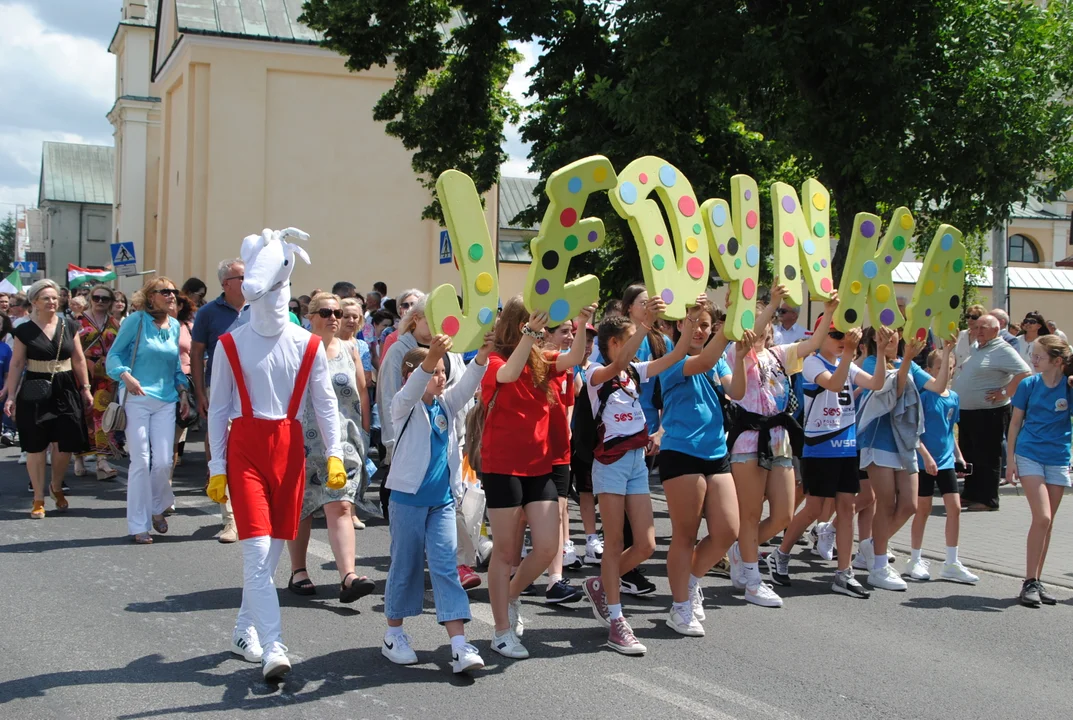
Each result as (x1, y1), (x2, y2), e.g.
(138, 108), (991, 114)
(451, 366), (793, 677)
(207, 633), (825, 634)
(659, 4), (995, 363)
(399, 301), (415, 310)
(91, 295), (112, 303)
(315, 308), (343, 319)
(776, 308), (795, 315)
(967, 314), (981, 321)
(155, 288), (178, 298)
(828, 331), (845, 340)
(223, 275), (244, 283)
(1022, 318), (1039, 325)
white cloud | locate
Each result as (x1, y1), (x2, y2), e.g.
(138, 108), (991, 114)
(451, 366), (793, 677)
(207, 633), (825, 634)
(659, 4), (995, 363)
(502, 40), (541, 178)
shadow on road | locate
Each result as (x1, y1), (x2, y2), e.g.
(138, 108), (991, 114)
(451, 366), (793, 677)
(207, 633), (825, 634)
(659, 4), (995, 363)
(900, 593), (1020, 612)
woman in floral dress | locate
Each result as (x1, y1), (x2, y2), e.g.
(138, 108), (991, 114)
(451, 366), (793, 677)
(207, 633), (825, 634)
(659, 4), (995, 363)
(78, 285), (120, 480)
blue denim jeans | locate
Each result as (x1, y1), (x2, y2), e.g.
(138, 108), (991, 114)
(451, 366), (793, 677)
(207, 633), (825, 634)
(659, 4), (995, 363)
(385, 500), (471, 624)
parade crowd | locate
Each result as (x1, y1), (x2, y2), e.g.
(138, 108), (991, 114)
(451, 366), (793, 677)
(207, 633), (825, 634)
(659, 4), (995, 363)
(1, 257), (1072, 681)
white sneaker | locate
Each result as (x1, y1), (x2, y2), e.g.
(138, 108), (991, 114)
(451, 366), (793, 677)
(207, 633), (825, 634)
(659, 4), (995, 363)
(728, 541), (746, 590)
(491, 629), (529, 659)
(745, 581), (784, 608)
(905, 557), (931, 581)
(691, 583), (706, 621)
(18, 452), (27, 465)
(852, 538), (875, 571)
(940, 561), (979, 584)
(868, 564), (908, 591)
(381, 632), (418, 665)
(816, 522), (836, 561)
(230, 626), (263, 663)
(563, 542), (583, 571)
(261, 643), (291, 682)
(451, 643), (485, 673)
(584, 535), (604, 565)
(508, 597), (525, 637)
(666, 606), (705, 636)
(476, 537), (494, 566)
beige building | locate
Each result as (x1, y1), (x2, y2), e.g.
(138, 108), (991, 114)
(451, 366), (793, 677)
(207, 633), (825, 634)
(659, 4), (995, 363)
(109, 0), (496, 298)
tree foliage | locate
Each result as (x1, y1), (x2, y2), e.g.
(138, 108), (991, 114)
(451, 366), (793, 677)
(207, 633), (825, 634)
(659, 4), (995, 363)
(0, 213), (15, 274)
(302, 0), (1073, 296)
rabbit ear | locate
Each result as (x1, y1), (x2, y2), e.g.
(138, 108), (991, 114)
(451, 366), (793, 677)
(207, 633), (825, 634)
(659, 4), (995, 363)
(279, 227), (310, 244)
(288, 243), (311, 265)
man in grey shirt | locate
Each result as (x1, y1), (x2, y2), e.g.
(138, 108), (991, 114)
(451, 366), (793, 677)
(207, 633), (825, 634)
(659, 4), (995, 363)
(952, 315), (1031, 510)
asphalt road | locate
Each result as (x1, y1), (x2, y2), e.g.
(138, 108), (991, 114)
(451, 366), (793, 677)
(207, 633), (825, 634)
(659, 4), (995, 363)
(1, 440), (1070, 720)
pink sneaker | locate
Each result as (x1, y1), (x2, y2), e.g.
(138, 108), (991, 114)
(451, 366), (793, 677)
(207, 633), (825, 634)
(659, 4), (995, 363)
(607, 617), (646, 655)
(458, 565), (481, 590)
(582, 577), (610, 627)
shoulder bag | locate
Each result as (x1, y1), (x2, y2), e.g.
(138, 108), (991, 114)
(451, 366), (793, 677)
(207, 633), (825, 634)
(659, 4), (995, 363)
(102, 315), (144, 433)
(19, 319), (65, 402)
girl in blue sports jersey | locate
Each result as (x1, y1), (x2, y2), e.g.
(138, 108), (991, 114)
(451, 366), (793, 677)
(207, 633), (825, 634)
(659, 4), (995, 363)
(856, 329), (949, 592)
(1007, 334), (1073, 607)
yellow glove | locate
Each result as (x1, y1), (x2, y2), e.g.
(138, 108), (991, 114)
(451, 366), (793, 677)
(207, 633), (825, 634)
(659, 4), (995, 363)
(207, 475), (229, 504)
(326, 456), (346, 490)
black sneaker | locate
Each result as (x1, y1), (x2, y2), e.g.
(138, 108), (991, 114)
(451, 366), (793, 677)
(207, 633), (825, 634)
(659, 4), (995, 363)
(1020, 579), (1042, 608)
(831, 569), (870, 598)
(1037, 582), (1057, 605)
(545, 579), (583, 604)
(512, 575), (541, 597)
(767, 550), (792, 587)
(620, 568), (656, 596)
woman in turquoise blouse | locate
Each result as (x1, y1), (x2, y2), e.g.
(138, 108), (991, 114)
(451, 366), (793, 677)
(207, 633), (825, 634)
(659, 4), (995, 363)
(107, 277), (191, 544)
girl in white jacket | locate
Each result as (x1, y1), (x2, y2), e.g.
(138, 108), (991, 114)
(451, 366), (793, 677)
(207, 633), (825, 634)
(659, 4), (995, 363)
(381, 332), (491, 674)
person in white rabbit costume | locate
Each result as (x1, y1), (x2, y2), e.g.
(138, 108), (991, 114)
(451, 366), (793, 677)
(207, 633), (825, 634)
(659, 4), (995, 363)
(206, 227), (344, 682)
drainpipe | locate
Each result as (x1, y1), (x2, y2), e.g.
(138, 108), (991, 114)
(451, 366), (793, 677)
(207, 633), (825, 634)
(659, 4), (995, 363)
(991, 221), (1008, 312)
(77, 203), (84, 276)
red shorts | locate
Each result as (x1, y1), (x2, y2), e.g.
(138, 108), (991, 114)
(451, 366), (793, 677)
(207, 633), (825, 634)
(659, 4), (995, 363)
(227, 416), (307, 541)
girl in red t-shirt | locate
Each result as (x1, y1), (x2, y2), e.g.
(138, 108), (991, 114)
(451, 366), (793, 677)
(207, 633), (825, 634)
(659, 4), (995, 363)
(481, 296), (592, 660)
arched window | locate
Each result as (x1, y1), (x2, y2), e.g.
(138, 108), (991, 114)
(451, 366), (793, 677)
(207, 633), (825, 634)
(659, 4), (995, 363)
(1008, 234), (1040, 263)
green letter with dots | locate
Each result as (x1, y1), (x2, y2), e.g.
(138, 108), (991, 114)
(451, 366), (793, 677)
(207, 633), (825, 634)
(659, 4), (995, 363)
(424, 170), (499, 353)
(770, 180), (835, 307)
(834, 208), (915, 331)
(608, 157), (709, 320)
(524, 156), (618, 326)
(701, 174), (761, 341)
(905, 225), (966, 343)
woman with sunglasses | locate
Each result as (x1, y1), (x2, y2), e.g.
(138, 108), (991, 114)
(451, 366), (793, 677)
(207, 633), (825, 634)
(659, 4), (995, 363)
(954, 304), (987, 374)
(285, 293), (375, 603)
(1016, 311), (1051, 371)
(75, 286), (122, 480)
(106, 278), (192, 543)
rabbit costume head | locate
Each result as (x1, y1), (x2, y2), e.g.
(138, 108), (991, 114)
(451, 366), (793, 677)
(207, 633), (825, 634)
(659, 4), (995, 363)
(239, 227), (310, 336)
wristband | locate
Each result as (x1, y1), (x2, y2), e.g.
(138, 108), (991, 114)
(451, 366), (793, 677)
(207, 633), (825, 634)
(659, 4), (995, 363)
(522, 326), (545, 341)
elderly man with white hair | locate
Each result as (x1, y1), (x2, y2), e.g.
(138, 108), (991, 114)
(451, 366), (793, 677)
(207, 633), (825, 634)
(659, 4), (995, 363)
(1046, 320), (1068, 343)
(989, 308), (1020, 347)
(952, 314), (1031, 511)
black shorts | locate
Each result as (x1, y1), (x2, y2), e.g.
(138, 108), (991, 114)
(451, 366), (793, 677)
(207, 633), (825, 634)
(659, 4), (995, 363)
(483, 473), (558, 509)
(802, 456), (860, 498)
(571, 455), (593, 494)
(551, 464), (570, 499)
(918, 468), (958, 497)
(857, 451), (869, 481)
(659, 449), (732, 483)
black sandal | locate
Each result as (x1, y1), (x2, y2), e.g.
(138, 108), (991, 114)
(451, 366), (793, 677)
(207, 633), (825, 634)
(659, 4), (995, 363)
(339, 572), (375, 604)
(288, 569), (316, 596)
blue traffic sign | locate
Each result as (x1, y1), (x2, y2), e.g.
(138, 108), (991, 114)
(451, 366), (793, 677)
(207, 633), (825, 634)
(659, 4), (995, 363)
(110, 242), (137, 266)
(12, 261), (37, 273)
(439, 230), (453, 265)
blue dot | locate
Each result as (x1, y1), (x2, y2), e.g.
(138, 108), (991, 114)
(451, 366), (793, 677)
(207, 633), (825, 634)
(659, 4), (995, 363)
(478, 307), (494, 324)
(659, 165), (677, 187)
(549, 299), (571, 323)
(941, 233), (954, 251)
(711, 205), (727, 227)
(567, 176), (583, 194)
(863, 261), (878, 279)
(746, 246), (759, 267)
(803, 239), (816, 256)
(619, 182), (637, 205)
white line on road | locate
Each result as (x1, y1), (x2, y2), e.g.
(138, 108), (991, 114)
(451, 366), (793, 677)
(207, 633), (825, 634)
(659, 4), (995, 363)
(607, 673), (740, 720)
(653, 666), (803, 720)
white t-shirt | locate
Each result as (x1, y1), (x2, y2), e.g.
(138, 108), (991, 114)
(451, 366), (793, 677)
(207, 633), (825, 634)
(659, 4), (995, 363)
(772, 323), (807, 346)
(586, 360), (651, 441)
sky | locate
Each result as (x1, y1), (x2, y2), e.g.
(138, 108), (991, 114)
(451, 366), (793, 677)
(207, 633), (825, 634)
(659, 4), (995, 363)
(0, 0), (536, 214)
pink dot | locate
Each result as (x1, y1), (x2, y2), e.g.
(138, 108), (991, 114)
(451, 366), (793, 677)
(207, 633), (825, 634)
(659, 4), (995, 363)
(746, 210), (758, 229)
(782, 231), (795, 248)
(743, 278), (756, 300)
(639, 172), (648, 184)
(677, 196), (696, 217)
(655, 234), (665, 246)
(441, 316), (460, 336)
(820, 278), (832, 293)
(560, 208), (577, 227)
(687, 257), (705, 279)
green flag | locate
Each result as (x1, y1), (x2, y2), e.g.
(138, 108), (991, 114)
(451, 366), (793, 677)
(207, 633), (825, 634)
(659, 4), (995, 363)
(0, 269), (22, 294)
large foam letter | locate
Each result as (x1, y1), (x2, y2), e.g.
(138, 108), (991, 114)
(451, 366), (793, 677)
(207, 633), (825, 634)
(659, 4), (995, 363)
(701, 174), (761, 340)
(834, 208), (915, 330)
(905, 225), (966, 343)
(770, 180), (835, 306)
(523, 156), (618, 326)
(608, 157), (709, 319)
(425, 170), (499, 352)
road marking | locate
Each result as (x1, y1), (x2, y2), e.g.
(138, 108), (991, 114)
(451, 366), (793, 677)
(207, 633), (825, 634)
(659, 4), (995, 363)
(653, 666), (804, 720)
(607, 673), (739, 720)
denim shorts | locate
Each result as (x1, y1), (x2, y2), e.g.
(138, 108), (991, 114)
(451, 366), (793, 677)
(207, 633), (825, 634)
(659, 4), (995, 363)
(1015, 455), (1072, 488)
(592, 448), (650, 496)
(730, 452), (794, 470)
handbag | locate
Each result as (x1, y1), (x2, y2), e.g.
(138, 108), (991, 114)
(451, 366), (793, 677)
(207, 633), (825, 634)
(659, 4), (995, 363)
(102, 316), (144, 433)
(456, 479), (487, 566)
(19, 319), (65, 402)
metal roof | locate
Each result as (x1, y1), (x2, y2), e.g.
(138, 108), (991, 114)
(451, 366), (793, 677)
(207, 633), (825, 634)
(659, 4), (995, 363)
(498, 238), (533, 264)
(498, 176), (540, 231)
(38, 142), (114, 206)
(892, 261), (1073, 292)
(1009, 198), (1063, 221)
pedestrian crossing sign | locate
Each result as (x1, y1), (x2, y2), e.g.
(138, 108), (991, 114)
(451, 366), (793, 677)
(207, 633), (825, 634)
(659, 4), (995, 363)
(110, 242), (138, 276)
(439, 230), (452, 265)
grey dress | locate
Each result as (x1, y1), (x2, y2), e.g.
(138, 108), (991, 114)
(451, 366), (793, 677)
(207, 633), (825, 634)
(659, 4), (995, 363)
(300, 341), (365, 519)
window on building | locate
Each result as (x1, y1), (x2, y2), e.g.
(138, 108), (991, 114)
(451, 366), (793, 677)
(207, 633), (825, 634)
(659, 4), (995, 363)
(87, 214), (108, 242)
(26, 252), (46, 272)
(1008, 234), (1040, 263)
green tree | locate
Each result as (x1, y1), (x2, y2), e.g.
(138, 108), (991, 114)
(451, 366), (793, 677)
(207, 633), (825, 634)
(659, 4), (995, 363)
(302, 0), (1073, 293)
(0, 213), (15, 274)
